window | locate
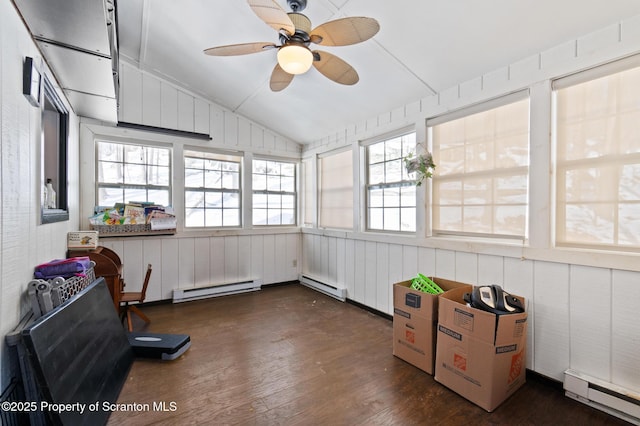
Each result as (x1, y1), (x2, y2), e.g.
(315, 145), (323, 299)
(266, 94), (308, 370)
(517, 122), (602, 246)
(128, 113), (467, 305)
(96, 141), (171, 207)
(41, 76), (69, 224)
(184, 150), (241, 228)
(430, 94), (530, 238)
(366, 131), (416, 232)
(252, 159), (296, 226)
(318, 148), (353, 229)
(554, 57), (640, 249)
(302, 157), (315, 227)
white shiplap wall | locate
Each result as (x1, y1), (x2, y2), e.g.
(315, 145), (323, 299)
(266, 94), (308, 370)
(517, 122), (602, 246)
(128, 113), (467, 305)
(300, 14), (640, 390)
(116, 60), (300, 154)
(96, 233), (299, 302)
(77, 59), (302, 301)
(0, 1), (81, 385)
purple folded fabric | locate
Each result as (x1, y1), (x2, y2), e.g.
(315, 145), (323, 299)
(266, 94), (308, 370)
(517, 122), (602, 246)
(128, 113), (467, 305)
(34, 257), (91, 279)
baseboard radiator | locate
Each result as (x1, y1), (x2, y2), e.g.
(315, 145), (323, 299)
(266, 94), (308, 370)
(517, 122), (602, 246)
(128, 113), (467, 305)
(299, 275), (347, 302)
(564, 369), (640, 425)
(172, 279), (262, 303)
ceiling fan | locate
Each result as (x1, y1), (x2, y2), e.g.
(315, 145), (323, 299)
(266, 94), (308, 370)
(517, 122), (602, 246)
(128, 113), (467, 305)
(204, 0), (380, 92)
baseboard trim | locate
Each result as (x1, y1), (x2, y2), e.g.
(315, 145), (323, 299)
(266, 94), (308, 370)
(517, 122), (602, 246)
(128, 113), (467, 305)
(346, 298), (393, 321)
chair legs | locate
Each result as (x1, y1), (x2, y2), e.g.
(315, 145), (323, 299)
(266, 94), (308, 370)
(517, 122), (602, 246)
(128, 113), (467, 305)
(124, 304), (150, 332)
(120, 263), (153, 331)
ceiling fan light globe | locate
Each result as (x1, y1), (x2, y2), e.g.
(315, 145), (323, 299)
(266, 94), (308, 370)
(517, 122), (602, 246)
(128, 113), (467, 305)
(277, 45), (313, 75)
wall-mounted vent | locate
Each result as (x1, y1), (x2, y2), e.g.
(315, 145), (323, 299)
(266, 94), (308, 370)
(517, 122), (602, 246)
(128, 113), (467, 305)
(564, 369), (640, 425)
(172, 279), (262, 303)
(299, 275), (347, 302)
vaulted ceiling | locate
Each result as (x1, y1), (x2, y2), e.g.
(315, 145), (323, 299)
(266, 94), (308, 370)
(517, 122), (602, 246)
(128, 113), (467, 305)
(118, 0), (640, 144)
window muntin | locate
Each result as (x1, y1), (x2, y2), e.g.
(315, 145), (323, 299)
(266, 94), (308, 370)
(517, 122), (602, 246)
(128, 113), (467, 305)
(318, 149), (353, 229)
(366, 132), (416, 232)
(554, 62), (640, 249)
(184, 150), (241, 228)
(252, 159), (296, 226)
(431, 97), (530, 238)
(96, 141), (171, 207)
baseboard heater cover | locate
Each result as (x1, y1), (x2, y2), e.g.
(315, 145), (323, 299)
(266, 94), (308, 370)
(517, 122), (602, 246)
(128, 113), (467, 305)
(564, 369), (640, 425)
(299, 275), (347, 302)
(172, 279), (262, 303)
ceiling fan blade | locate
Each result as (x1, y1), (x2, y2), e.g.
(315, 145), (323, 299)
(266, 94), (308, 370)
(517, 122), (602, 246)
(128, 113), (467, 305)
(310, 17), (380, 46)
(248, 0), (295, 35)
(270, 63), (294, 92)
(312, 50), (359, 85)
(204, 42), (277, 56)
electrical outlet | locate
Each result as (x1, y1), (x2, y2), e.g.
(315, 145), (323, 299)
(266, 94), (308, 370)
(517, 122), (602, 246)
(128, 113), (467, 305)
(293, 259), (297, 267)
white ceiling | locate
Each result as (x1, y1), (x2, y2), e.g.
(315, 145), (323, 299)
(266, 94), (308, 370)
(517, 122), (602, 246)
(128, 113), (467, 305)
(118, 0), (640, 144)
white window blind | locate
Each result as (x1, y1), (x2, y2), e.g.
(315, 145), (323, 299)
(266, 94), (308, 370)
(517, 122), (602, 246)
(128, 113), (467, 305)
(430, 94), (530, 238)
(554, 59), (640, 249)
(318, 148), (353, 229)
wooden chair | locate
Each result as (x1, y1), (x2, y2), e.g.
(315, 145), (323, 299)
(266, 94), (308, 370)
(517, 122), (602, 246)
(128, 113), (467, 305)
(120, 264), (152, 331)
(68, 246), (123, 312)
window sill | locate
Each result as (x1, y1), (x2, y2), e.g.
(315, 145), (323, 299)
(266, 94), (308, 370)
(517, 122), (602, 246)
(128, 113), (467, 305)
(522, 246), (640, 273)
(96, 230), (176, 238)
(301, 228), (640, 273)
(42, 209), (69, 224)
(180, 227), (300, 238)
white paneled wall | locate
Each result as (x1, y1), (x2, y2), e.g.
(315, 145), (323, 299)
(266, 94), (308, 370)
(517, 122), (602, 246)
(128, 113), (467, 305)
(97, 233), (299, 302)
(300, 13), (640, 390)
(117, 60), (300, 155)
(0, 1), (80, 387)
(611, 270), (640, 391)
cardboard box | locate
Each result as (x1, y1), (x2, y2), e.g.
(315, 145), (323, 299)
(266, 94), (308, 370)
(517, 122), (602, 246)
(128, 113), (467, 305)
(67, 231), (99, 250)
(434, 286), (527, 412)
(393, 278), (471, 374)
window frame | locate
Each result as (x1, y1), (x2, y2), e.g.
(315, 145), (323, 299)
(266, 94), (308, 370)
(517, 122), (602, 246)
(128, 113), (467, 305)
(428, 91), (531, 240)
(363, 128), (417, 233)
(41, 75), (70, 224)
(301, 156), (316, 227)
(183, 148), (243, 229)
(252, 157), (298, 227)
(317, 147), (354, 230)
(552, 54), (640, 251)
(95, 140), (172, 209)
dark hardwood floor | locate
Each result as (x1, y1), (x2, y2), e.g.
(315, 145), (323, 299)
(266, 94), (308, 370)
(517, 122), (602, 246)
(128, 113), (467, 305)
(107, 283), (629, 425)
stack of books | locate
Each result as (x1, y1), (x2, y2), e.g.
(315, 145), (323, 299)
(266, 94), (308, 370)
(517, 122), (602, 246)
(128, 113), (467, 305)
(90, 202), (176, 231)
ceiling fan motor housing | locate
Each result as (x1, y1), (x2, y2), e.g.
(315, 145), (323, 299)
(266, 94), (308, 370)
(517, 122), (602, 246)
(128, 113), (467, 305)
(288, 12), (311, 33)
(281, 12), (313, 46)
